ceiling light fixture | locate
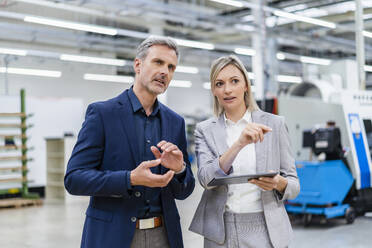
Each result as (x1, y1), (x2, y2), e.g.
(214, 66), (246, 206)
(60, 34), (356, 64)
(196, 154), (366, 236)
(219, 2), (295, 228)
(300, 56), (331, 66)
(84, 74), (133, 83)
(276, 53), (286, 60)
(24, 16), (118, 35)
(60, 54), (126, 66)
(175, 66), (199, 74)
(0, 67), (61, 77)
(363, 30), (372, 39)
(277, 75), (302, 83)
(234, 48), (256, 56)
(209, 0), (244, 8)
(0, 47), (28, 56)
(273, 10), (337, 29)
(170, 80), (192, 88)
(174, 38), (215, 50)
(365, 65), (372, 72)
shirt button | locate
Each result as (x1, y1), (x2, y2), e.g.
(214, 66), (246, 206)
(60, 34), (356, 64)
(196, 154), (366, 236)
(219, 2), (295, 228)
(131, 217), (137, 222)
(146, 139), (151, 144)
(146, 200), (150, 204)
(135, 191), (141, 197)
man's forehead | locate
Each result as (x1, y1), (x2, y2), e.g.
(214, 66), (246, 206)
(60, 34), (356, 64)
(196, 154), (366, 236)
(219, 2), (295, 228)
(147, 45), (178, 60)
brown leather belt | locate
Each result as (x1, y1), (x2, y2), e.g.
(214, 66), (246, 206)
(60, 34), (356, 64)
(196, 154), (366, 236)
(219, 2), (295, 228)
(136, 216), (162, 229)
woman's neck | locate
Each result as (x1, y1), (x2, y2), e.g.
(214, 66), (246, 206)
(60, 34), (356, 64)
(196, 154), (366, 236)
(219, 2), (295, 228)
(225, 104), (247, 123)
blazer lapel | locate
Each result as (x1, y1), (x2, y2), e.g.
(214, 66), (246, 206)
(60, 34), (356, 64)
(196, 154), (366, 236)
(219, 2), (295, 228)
(159, 104), (170, 174)
(211, 115), (229, 156)
(117, 90), (141, 167)
(252, 110), (268, 173)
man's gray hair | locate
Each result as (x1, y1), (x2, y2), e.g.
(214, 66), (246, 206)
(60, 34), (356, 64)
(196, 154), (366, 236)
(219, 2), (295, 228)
(136, 35), (179, 60)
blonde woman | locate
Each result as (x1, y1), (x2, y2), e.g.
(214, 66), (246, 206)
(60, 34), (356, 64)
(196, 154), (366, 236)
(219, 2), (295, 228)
(189, 55), (299, 248)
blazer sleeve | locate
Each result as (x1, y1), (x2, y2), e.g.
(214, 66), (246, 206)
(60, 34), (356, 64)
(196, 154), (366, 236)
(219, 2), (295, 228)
(167, 119), (195, 200)
(275, 117), (300, 201)
(64, 103), (131, 198)
(194, 123), (230, 190)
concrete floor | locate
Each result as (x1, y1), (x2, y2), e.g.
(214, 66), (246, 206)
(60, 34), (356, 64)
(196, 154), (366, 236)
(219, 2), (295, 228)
(1, 182), (372, 248)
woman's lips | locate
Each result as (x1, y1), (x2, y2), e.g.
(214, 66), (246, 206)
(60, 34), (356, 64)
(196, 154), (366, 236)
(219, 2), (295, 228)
(223, 96), (236, 103)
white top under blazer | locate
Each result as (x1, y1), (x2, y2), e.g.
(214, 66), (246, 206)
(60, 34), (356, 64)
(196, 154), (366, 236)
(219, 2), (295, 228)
(224, 110), (263, 213)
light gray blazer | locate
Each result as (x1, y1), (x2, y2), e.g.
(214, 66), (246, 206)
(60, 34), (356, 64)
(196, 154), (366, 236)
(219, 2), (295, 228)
(189, 110), (300, 248)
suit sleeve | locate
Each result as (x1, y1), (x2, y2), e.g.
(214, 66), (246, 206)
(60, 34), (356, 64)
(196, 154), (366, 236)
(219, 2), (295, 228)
(64, 103), (131, 198)
(167, 119), (195, 200)
(275, 117), (300, 201)
(194, 123), (230, 190)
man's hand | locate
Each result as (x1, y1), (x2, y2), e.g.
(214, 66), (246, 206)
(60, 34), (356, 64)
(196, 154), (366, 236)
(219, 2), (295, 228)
(249, 172), (288, 193)
(151, 140), (184, 173)
(130, 159), (174, 187)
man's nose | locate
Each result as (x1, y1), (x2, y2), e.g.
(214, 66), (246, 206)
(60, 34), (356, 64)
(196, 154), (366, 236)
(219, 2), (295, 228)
(159, 65), (169, 75)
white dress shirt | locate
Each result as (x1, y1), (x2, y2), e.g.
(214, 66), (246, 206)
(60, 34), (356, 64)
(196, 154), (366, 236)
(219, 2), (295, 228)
(224, 110), (263, 213)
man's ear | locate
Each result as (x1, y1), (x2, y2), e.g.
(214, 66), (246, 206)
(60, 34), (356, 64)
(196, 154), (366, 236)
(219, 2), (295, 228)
(134, 58), (141, 74)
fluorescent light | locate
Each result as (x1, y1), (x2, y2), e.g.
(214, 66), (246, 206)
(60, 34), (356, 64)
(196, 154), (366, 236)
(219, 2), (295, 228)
(24, 16), (118, 35)
(277, 75), (302, 83)
(234, 24), (255, 32)
(175, 66), (199, 74)
(60, 54), (126, 66)
(241, 15), (254, 22)
(0, 67), (61, 77)
(84, 74), (133, 83)
(174, 38), (214, 50)
(234, 47), (256, 56)
(282, 4), (307, 12)
(209, 0), (243, 8)
(300, 56), (331, 66)
(0, 47), (27, 56)
(203, 82), (211, 90)
(276, 53), (286, 60)
(363, 30), (372, 39)
(273, 10), (336, 29)
(365, 65), (372, 72)
(170, 80), (192, 88)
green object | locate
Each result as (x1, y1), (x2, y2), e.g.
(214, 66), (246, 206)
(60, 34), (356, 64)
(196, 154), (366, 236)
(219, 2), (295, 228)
(20, 89), (39, 199)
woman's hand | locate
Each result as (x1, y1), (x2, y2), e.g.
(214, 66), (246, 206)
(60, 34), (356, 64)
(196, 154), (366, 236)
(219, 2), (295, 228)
(249, 173), (288, 193)
(237, 123), (272, 148)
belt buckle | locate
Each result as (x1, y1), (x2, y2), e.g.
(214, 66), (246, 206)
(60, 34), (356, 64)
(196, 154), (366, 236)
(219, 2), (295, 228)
(139, 218), (155, 229)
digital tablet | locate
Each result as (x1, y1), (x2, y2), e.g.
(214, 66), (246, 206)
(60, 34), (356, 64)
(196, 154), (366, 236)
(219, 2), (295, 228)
(207, 172), (278, 187)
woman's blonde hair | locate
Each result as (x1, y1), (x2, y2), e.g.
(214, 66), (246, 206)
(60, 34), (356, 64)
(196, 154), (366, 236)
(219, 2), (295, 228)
(210, 55), (259, 116)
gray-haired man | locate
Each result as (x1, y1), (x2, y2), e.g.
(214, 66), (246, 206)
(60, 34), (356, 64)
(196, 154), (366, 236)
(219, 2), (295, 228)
(65, 36), (195, 248)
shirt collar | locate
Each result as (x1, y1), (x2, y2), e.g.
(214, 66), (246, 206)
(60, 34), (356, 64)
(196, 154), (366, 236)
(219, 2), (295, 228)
(224, 109), (251, 126)
(128, 86), (160, 116)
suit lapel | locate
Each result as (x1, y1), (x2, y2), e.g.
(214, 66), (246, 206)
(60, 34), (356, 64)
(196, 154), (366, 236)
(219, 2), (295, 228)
(252, 110), (268, 173)
(159, 104), (170, 174)
(117, 90), (141, 167)
(211, 115), (229, 156)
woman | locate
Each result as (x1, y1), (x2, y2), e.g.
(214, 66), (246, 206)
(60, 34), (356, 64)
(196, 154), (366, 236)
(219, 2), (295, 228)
(189, 55), (300, 248)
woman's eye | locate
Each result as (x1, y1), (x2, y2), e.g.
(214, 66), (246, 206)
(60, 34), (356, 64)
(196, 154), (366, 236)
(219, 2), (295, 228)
(216, 82), (223, 87)
(232, 79), (239, 83)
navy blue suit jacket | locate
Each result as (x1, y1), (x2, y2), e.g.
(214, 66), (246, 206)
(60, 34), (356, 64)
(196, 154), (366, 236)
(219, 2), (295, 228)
(64, 89), (195, 248)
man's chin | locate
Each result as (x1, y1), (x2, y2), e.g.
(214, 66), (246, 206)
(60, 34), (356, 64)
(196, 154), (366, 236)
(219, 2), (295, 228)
(150, 85), (167, 95)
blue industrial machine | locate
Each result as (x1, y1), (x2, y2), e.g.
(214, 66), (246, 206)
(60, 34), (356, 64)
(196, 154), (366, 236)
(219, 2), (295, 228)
(286, 124), (372, 225)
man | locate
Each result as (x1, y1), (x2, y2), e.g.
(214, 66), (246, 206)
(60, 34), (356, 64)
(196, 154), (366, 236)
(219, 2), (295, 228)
(64, 36), (195, 248)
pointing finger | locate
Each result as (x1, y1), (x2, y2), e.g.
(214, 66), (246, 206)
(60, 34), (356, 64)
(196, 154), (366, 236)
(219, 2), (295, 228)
(151, 146), (161, 159)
